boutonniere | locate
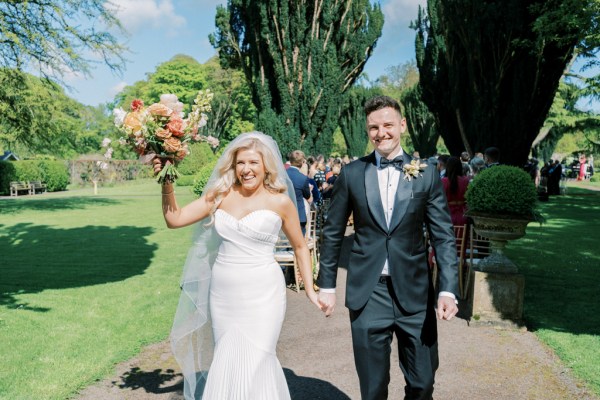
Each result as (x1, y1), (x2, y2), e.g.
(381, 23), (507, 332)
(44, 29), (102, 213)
(402, 159), (428, 181)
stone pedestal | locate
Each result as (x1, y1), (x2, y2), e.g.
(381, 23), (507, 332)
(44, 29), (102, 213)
(465, 269), (525, 328)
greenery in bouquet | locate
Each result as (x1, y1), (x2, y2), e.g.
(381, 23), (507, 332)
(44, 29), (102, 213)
(112, 90), (219, 184)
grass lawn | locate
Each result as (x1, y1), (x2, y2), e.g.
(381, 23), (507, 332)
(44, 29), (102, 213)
(0, 180), (197, 400)
(505, 180), (600, 395)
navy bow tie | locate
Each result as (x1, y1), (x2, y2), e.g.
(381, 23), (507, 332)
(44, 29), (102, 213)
(380, 156), (403, 169)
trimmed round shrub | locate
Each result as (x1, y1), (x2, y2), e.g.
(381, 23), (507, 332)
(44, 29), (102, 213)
(465, 165), (538, 217)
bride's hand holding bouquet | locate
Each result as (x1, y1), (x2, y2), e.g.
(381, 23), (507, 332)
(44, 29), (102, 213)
(113, 90), (219, 184)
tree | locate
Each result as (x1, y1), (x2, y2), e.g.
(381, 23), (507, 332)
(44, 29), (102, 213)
(375, 60), (420, 101)
(414, 0), (598, 166)
(0, 69), (95, 157)
(210, 0), (383, 156)
(0, 0), (126, 82)
(400, 84), (439, 158)
(112, 55), (256, 147)
(533, 81), (600, 161)
(339, 85), (382, 157)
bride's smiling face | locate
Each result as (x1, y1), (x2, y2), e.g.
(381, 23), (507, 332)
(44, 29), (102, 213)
(235, 148), (266, 192)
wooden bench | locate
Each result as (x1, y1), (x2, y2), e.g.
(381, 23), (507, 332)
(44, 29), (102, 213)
(10, 181), (33, 196)
(30, 181), (47, 194)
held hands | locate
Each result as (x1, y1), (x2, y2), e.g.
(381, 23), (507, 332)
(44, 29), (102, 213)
(317, 292), (336, 317)
(437, 296), (458, 321)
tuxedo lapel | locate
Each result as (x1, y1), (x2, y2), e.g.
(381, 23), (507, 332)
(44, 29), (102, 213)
(389, 152), (413, 231)
(364, 153), (388, 233)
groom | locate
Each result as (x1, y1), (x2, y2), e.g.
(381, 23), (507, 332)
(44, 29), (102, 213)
(317, 96), (459, 400)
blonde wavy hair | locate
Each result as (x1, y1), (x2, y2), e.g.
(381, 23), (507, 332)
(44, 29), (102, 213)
(204, 137), (288, 217)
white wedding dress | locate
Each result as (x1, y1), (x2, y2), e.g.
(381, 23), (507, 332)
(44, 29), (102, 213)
(202, 208), (291, 399)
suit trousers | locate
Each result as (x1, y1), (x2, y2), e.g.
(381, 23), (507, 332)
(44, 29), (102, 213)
(349, 277), (439, 400)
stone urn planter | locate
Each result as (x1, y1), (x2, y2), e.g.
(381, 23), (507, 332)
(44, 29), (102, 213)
(464, 166), (543, 325)
(467, 212), (533, 274)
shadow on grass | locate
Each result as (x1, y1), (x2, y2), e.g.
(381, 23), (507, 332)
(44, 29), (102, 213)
(507, 189), (600, 336)
(0, 223), (157, 311)
(0, 196), (121, 214)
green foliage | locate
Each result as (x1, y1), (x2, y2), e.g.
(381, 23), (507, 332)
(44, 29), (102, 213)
(176, 142), (218, 176)
(400, 84), (439, 158)
(0, 160), (68, 194)
(414, 0), (596, 166)
(0, 70), (99, 157)
(210, 0), (384, 156)
(339, 86), (381, 157)
(193, 164), (217, 196)
(590, 174), (600, 182)
(466, 166), (538, 217)
(38, 160), (70, 192)
(0, 0), (126, 82)
(175, 174), (196, 187)
(330, 128), (348, 158)
(114, 55), (208, 111)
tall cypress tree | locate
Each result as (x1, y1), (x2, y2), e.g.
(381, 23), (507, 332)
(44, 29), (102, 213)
(210, 0), (383, 156)
(400, 84), (439, 158)
(414, 0), (597, 165)
(339, 86), (382, 157)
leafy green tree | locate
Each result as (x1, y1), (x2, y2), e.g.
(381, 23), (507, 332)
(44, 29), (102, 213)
(414, 0), (598, 165)
(114, 55), (208, 111)
(375, 61), (420, 101)
(0, 0), (126, 82)
(210, 0), (383, 156)
(533, 81), (600, 160)
(0, 69), (93, 157)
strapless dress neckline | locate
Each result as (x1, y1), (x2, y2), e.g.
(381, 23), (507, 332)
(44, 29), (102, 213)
(216, 208), (281, 223)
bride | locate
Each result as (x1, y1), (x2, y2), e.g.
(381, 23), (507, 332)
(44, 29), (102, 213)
(154, 132), (321, 399)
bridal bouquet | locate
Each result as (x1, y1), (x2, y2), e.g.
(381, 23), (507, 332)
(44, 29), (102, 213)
(112, 90), (219, 184)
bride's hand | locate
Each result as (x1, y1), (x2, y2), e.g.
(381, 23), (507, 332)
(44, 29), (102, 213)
(152, 157), (171, 176)
(305, 289), (321, 309)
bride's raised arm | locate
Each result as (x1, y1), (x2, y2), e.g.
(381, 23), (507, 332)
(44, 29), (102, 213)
(155, 158), (213, 228)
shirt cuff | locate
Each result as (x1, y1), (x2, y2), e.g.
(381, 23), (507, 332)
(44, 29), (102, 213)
(319, 288), (336, 294)
(439, 291), (458, 304)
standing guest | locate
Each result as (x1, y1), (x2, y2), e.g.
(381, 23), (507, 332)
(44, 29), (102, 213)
(483, 147), (501, 168)
(578, 154), (587, 181)
(547, 159), (562, 195)
(437, 154), (450, 178)
(287, 150), (312, 236)
(441, 156), (470, 226)
(460, 151), (472, 176)
(317, 95), (459, 400)
(469, 157), (486, 177)
(154, 132), (320, 400)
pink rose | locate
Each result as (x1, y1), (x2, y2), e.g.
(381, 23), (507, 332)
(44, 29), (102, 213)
(167, 116), (185, 138)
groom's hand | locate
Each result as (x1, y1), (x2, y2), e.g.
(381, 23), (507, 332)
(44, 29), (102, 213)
(318, 292), (336, 317)
(437, 296), (458, 320)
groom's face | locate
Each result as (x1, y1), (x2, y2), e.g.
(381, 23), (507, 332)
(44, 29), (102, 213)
(366, 107), (406, 159)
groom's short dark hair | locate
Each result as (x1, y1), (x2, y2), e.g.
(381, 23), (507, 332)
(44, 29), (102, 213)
(364, 95), (403, 118)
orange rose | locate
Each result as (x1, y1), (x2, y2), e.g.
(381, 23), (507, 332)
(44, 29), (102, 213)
(155, 128), (172, 140)
(163, 137), (182, 153)
(176, 145), (189, 161)
(167, 116), (185, 137)
(123, 112), (143, 133)
(147, 103), (172, 117)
